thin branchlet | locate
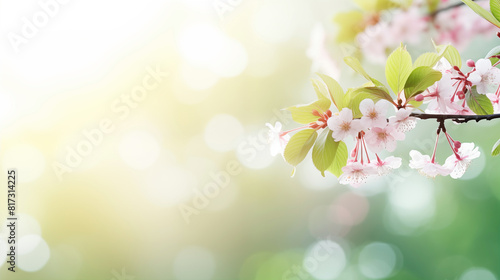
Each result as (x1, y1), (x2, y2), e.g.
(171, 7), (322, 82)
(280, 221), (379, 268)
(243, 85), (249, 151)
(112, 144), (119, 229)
(430, 0), (477, 17)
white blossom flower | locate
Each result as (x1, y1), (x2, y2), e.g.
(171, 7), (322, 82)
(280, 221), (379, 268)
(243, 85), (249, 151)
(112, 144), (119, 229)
(360, 99), (389, 128)
(339, 162), (378, 187)
(327, 108), (363, 141)
(389, 108), (417, 133)
(444, 143), (481, 179)
(468, 59), (500, 94)
(372, 156), (402, 176)
(409, 150), (452, 178)
(266, 122), (290, 157)
(364, 123), (405, 153)
(424, 73), (456, 114)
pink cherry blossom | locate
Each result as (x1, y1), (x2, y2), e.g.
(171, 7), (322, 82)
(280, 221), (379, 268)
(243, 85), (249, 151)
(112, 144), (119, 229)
(467, 59), (500, 94)
(359, 99), (389, 128)
(389, 8), (427, 45)
(357, 22), (393, 64)
(373, 156), (402, 176)
(327, 108), (363, 142)
(364, 123), (405, 153)
(409, 150), (452, 178)
(266, 122), (290, 157)
(389, 108), (416, 133)
(424, 73), (456, 114)
(444, 143), (481, 179)
(434, 2), (496, 51)
(339, 162), (378, 187)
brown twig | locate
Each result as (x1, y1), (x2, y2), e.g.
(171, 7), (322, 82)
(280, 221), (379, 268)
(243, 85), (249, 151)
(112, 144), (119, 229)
(410, 113), (500, 124)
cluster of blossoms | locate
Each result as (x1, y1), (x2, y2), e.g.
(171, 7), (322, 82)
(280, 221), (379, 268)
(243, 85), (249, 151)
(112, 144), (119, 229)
(334, 0), (496, 63)
(268, 37), (500, 187)
(271, 0), (500, 187)
(433, 0), (495, 50)
(423, 58), (500, 114)
(328, 100), (407, 186)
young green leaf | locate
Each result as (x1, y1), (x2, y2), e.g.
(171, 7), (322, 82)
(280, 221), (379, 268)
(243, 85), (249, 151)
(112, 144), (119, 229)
(435, 44), (462, 67)
(327, 141), (348, 177)
(286, 99), (331, 124)
(385, 45), (413, 95)
(461, 0), (500, 28)
(485, 45), (500, 65)
(344, 56), (373, 81)
(491, 140), (500, 157)
(492, 139), (500, 156)
(317, 73), (346, 109)
(284, 129), (318, 166)
(312, 79), (329, 100)
(486, 45), (500, 59)
(466, 86), (494, 115)
(344, 56), (390, 92)
(408, 100), (424, 109)
(404, 66), (442, 100)
(312, 129), (340, 176)
(491, 0), (500, 23)
(414, 52), (441, 68)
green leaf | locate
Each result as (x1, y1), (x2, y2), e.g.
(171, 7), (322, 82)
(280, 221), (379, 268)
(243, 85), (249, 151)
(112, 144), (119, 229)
(461, 0), (500, 28)
(486, 45), (500, 59)
(360, 86), (394, 103)
(327, 141), (348, 177)
(312, 129), (340, 176)
(408, 100), (423, 109)
(344, 56), (390, 92)
(491, 0), (500, 23)
(466, 86), (494, 115)
(436, 44), (462, 68)
(284, 129), (318, 166)
(344, 56), (373, 81)
(286, 99), (331, 124)
(385, 45), (413, 95)
(414, 52), (441, 68)
(404, 66), (442, 100)
(492, 139), (500, 156)
(317, 73), (346, 109)
(345, 87), (383, 118)
(312, 79), (330, 100)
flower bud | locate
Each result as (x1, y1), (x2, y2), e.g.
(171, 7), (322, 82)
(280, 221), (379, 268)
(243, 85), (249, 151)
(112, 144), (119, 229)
(457, 91), (465, 100)
(466, 59), (475, 68)
(415, 94), (424, 102)
(454, 141), (462, 150)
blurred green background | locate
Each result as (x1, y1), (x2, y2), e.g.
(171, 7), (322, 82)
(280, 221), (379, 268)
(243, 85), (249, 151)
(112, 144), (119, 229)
(0, 0), (499, 279)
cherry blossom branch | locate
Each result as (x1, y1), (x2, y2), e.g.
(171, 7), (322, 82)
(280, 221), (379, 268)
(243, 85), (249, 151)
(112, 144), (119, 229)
(410, 113), (500, 124)
(430, 0), (478, 17)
